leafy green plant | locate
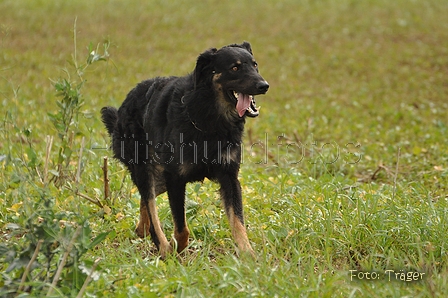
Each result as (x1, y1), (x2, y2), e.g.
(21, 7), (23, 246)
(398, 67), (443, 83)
(0, 194), (108, 297)
(0, 21), (112, 297)
(47, 22), (110, 186)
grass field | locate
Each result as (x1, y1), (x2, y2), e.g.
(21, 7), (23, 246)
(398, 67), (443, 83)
(1, 0), (448, 296)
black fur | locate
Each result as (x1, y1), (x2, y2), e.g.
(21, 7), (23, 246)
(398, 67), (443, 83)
(101, 42), (269, 256)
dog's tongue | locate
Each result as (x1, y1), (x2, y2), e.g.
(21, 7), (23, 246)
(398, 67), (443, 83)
(236, 93), (251, 117)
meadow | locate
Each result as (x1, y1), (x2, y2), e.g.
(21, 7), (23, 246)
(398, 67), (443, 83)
(1, 0), (447, 296)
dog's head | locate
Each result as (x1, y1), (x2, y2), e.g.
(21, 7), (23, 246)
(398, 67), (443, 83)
(194, 42), (269, 118)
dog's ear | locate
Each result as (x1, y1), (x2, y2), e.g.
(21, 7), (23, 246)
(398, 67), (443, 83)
(194, 47), (217, 89)
(240, 41), (253, 55)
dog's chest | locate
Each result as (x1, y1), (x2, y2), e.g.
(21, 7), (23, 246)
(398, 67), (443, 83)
(177, 139), (241, 165)
(168, 139), (240, 181)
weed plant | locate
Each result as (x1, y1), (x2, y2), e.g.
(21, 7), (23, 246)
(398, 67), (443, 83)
(0, 22), (110, 296)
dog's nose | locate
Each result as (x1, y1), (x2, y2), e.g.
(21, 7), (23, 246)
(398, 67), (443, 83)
(257, 81), (269, 93)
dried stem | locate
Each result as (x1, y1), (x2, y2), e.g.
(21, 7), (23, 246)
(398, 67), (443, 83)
(44, 136), (53, 185)
(371, 164), (389, 181)
(293, 131), (301, 144)
(47, 226), (82, 296)
(76, 258), (101, 298)
(75, 190), (103, 208)
(102, 156), (110, 201)
(18, 239), (44, 293)
(76, 136), (85, 183)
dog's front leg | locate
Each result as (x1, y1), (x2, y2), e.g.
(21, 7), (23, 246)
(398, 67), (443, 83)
(165, 173), (190, 253)
(218, 174), (254, 257)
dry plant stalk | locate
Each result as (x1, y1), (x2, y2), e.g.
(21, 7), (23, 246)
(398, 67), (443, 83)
(76, 258), (101, 298)
(102, 156), (110, 201)
(75, 189), (103, 208)
(76, 136), (85, 183)
(18, 239), (44, 293)
(47, 226), (82, 296)
(44, 136), (54, 185)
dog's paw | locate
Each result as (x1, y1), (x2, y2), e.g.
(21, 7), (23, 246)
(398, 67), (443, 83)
(238, 245), (256, 259)
(158, 242), (173, 259)
(173, 228), (190, 253)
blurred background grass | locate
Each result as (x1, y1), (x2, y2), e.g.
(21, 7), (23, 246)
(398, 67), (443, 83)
(2, 0), (447, 171)
(1, 0), (448, 296)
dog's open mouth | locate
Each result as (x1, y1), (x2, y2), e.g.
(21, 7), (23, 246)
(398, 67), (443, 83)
(232, 91), (260, 118)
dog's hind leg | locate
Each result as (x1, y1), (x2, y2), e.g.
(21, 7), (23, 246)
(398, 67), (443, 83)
(165, 173), (190, 253)
(217, 173), (255, 257)
(145, 195), (172, 257)
(132, 165), (171, 257)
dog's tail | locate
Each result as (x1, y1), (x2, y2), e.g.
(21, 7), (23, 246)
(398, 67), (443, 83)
(101, 106), (118, 136)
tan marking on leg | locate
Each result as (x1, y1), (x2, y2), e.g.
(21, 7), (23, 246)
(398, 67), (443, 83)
(135, 199), (151, 238)
(174, 226), (190, 253)
(172, 206), (189, 253)
(148, 198), (172, 258)
(227, 207), (255, 257)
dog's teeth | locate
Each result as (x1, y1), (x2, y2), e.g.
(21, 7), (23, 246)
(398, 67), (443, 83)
(247, 105), (259, 115)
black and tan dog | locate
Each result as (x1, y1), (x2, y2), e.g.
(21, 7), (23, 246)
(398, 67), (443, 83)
(101, 42), (269, 257)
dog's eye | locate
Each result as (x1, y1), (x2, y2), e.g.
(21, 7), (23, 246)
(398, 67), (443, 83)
(232, 66), (239, 72)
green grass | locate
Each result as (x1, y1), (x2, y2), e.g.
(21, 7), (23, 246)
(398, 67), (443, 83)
(1, 0), (448, 296)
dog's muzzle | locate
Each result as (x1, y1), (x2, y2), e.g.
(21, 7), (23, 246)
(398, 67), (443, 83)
(256, 81), (270, 94)
(232, 80), (269, 118)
